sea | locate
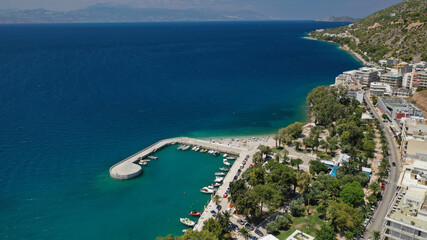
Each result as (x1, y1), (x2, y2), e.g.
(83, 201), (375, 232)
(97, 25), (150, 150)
(0, 21), (361, 239)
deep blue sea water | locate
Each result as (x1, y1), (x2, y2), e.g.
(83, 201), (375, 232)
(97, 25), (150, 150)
(0, 21), (361, 239)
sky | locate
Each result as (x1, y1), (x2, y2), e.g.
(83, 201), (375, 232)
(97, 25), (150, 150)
(0, 0), (403, 19)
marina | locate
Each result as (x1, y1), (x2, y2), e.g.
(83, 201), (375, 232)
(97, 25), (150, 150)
(109, 137), (244, 180)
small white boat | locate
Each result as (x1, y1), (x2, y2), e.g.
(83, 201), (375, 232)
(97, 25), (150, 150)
(215, 172), (225, 176)
(192, 146), (197, 151)
(223, 154), (228, 157)
(219, 167), (229, 172)
(182, 145), (190, 151)
(177, 145), (184, 150)
(180, 218), (195, 227)
(148, 156), (158, 160)
(226, 156), (236, 160)
(214, 177), (224, 183)
(212, 183), (221, 187)
(182, 229), (189, 233)
(223, 159), (231, 166)
(200, 187), (214, 193)
(208, 150), (213, 154)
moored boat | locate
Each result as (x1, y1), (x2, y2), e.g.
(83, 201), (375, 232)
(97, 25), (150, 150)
(148, 156), (158, 160)
(223, 154), (228, 157)
(219, 167), (229, 172)
(214, 172), (225, 176)
(200, 187), (214, 193)
(180, 218), (195, 227)
(226, 156), (236, 160)
(189, 210), (201, 216)
(182, 145), (190, 151)
(214, 177), (224, 183)
(223, 159), (231, 166)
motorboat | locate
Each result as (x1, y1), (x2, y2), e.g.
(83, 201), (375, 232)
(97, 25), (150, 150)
(226, 156), (236, 160)
(219, 167), (229, 172)
(213, 151), (219, 156)
(189, 210), (201, 216)
(148, 156), (158, 160)
(200, 187), (214, 193)
(177, 145), (184, 150)
(223, 154), (228, 157)
(223, 159), (231, 166)
(192, 146), (197, 151)
(212, 183), (221, 187)
(182, 145), (190, 151)
(215, 172), (225, 176)
(214, 177), (224, 183)
(180, 218), (195, 227)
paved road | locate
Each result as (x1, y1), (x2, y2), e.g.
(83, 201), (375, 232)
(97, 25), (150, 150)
(364, 93), (401, 237)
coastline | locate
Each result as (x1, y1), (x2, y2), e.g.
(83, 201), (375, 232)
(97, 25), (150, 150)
(304, 35), (371, 66)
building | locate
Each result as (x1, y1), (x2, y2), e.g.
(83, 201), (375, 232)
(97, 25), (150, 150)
(393, 62), (412, 75)
(354, 67), (379, 86)
(401, 117), (427, 161)
(387, 58), (400, 66)
(347, 90), (364, 103)
(370, 82), (392, 96)
(261, 234), (280, 240)
(383, 187), (427, 240)
(392, 88), (412, 98)
(377, 97), (423, 120)
(380, 73), (403, 89)
(379, 60), (388, 66)
(335, 73), (353, 86)
(411, 72), (427, 89)
(403, 73), (413, 89)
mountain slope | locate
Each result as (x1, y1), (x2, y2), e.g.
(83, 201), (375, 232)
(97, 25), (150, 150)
(310, 0), (427, 63)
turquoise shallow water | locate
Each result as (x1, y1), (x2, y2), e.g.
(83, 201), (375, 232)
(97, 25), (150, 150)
(0, 21), (361, 239)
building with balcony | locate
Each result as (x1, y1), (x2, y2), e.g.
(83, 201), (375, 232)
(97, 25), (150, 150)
(383, 187), (427, 240)
(380, 73), (403, 89)
(411, 72), (427, 89)
(354, 67), (379, 86)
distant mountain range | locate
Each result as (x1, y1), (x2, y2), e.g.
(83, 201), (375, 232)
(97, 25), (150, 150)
(0, 4), (270, 23)
(316, 16), (360, 22)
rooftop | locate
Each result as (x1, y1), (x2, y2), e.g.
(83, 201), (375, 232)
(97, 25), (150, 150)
(388, 188), (427, 229)
(406, 140), (427, 156)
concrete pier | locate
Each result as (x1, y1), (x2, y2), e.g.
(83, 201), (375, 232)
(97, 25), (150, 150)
(109, 137), (246, 180)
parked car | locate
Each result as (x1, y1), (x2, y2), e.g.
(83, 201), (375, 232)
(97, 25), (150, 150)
(392, 162), (396, 167)
(245, 223), (255, 231)
(216, 205), (222, 211)
(255, 229), (264, 237)
(223, 192), (228, 198)
(237, 219), (245, 225)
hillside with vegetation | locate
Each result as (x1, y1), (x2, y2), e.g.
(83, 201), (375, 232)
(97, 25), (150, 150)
(310, 0), (427, 63)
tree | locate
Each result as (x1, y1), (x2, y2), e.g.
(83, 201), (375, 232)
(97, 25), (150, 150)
(238, 228), (251, 239)
(309, 160), (329, 175)
(289, 199), (305, 217)
(253, 184), (282, 213)
(202, 218), (230, 240)
(291, 158), (303, 171)
(371, 230), (380, 240)
(248, 167), (265, 186)
(327, 136), (338, 153)
(266, 215), (292, 234)
(181, 229), (219, 240)
(315, 224), (337, 240)
(382, 114), (388, 120)
(253, 152), (262, 165)
(327, 201), (361, 232)
(297, 172), (312, 213)
(273, 134), (279, 147)
(369, 182), (381, 196)
(340, 181), (365, 207)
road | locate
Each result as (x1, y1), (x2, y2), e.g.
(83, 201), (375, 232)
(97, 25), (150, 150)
(363, 93), (401, 237)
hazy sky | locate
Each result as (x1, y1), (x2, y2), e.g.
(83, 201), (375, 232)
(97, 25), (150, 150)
(0, 0), (403, 19)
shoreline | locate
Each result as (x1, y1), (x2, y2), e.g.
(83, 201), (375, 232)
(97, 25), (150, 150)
(304, 35), (372, 66)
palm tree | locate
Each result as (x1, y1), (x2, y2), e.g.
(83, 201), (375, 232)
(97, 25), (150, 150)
(371, 230), (380, 240)
(273, 134), (279, 148)
(239, 227), (251, 239)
